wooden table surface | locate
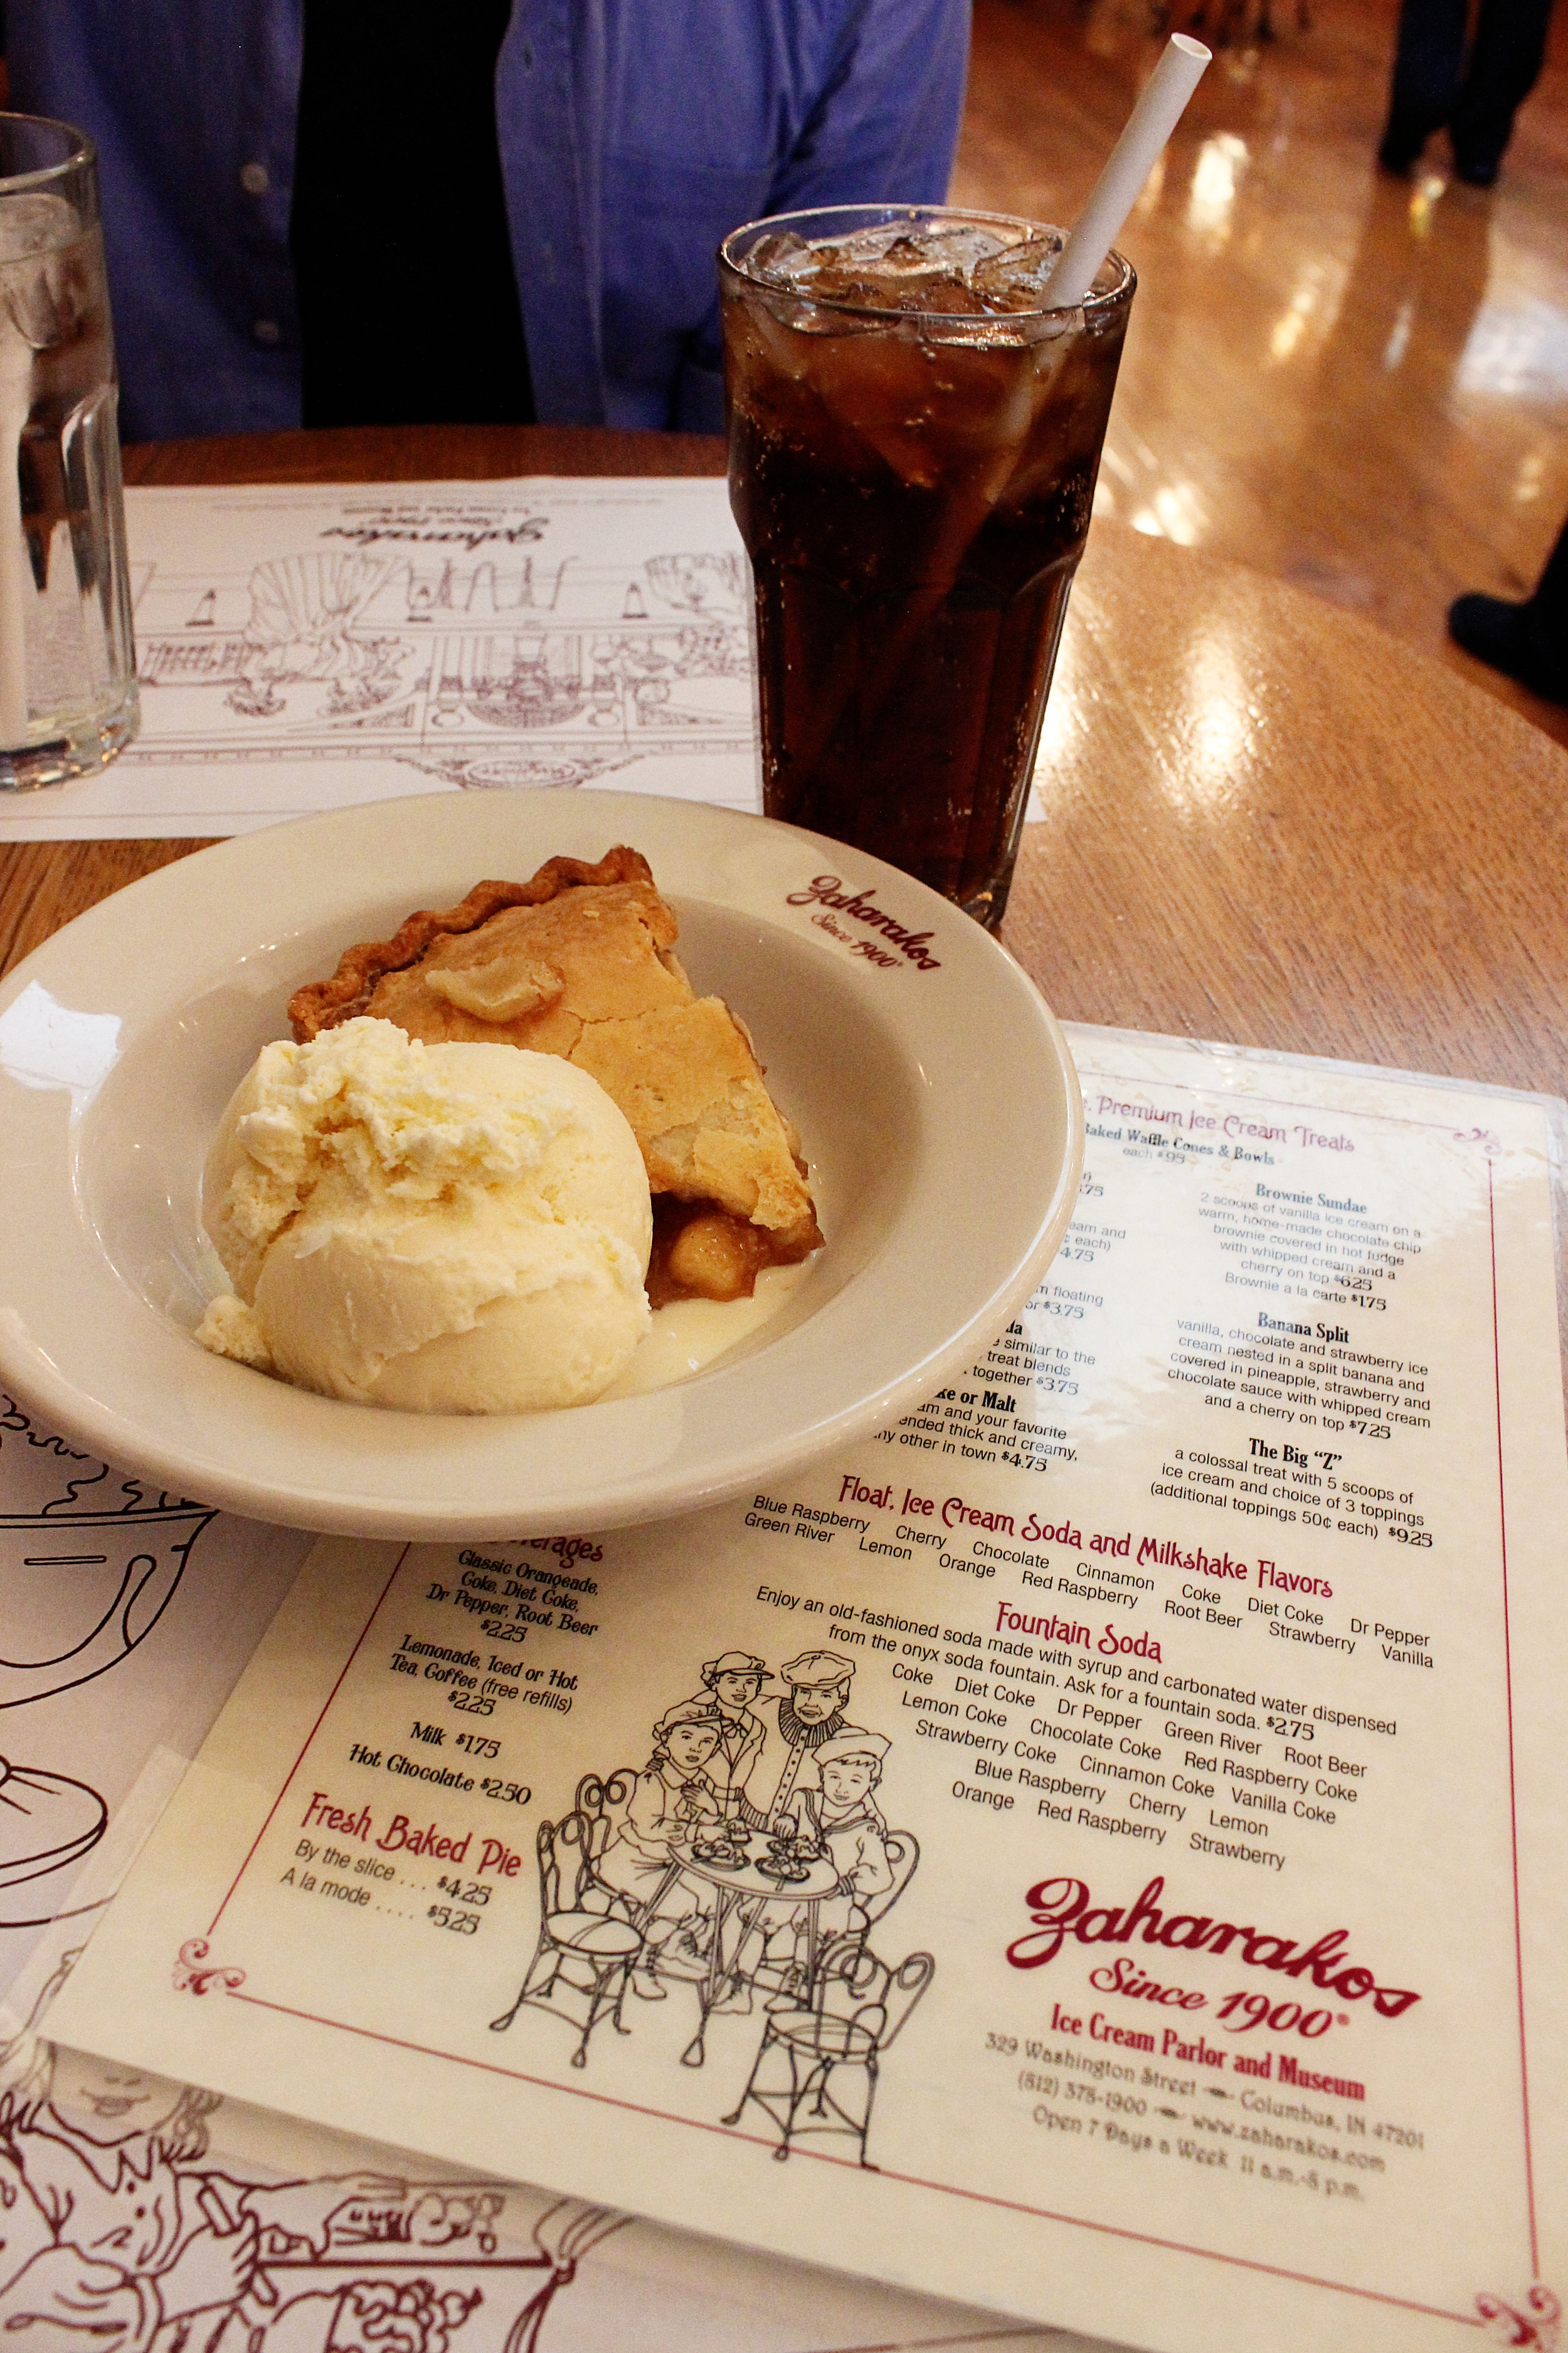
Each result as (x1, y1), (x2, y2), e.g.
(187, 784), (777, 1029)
(4, 422), (1566, 1102)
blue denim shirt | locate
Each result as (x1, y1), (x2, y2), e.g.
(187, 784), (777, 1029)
(10, 0), (968, 441)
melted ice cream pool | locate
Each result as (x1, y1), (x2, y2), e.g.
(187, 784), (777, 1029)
(602, 1260), (806, 1400)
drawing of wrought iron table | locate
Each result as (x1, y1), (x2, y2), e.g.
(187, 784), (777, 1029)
(662, 1835), (841, 2070)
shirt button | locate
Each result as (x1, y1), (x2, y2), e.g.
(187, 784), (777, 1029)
(252, 318), (281, 346)
(240, 161), (270, 196)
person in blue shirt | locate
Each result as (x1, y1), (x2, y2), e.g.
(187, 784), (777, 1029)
(9, 0), (969, 442)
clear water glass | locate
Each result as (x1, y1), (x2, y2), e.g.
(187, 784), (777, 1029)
(0, 116), (137, 791)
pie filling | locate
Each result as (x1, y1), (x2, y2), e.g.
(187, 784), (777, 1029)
(287, 846), (823, 1307)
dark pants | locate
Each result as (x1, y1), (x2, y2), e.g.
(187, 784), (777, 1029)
(1451, 513), (1568, 697)
(1530, 516), (1568, 629)
(1386, 0), (1555, 168)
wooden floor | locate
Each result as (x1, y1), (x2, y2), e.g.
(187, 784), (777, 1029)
(954, 0), (1568, 748)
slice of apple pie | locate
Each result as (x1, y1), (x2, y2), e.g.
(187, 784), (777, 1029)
(287, 846), (822, 1304)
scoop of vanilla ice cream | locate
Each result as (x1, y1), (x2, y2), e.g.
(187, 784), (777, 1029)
(197, 1017), (652, 1412)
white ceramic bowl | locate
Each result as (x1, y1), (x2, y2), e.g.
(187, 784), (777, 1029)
(0, 792), (1083, 1537)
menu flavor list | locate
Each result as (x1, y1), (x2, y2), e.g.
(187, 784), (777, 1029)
(47, 1036), (1568, 2353)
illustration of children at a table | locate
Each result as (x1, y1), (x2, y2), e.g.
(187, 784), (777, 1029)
(659, 1652), (768, 1815)
(573, 1654), (909, 1999)
(743, 1650), (861, 1828)
(633, 1660), (906, 1981)
(716, 1728), (895, 2010)
(594, 1712), (726, 1999)
(472, 1615), (943, 2162)
(778, 1729), (894, 1940)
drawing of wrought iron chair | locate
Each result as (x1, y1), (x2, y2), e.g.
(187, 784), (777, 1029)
(581, 1763), (735, 2001)
(489, 1801), (642, 2068)
(573, 1766), (638, 1865)
(575, 1765), (687, 2017)
(721, 1941), (935, 2165)
(866, 1829), (919, 1926)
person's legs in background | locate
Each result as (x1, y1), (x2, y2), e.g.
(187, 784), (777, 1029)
(1380, 0), (1557, 182)
(1448, 0), (1556, 182)
(1448, 516), (1568, 707)
(1380, 0), (1469, 173)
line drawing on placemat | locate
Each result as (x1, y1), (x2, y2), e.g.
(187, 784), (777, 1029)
(0, 1397), (216, 1933)
(129, 538), (753, 794)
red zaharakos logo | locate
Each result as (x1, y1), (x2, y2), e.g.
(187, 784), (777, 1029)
(1006, 1873), (1419, 2019)
(785, 874), (942, 972)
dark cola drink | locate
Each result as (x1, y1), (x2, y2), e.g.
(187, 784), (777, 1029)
(720, 208), (1133, 928)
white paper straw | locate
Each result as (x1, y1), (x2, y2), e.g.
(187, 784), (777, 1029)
(1041, 33), (1211, 309)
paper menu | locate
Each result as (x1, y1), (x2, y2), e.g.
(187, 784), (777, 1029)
(0, 2032), (1088, 2353)
(0, 476), (1050, 843)
(0, 479), (761, 842)
(45, 1031), (1568, 2353)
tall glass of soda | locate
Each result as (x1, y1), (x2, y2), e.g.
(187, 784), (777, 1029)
(720, 206), (1134, 929)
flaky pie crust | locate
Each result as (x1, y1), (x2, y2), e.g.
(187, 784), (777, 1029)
(286, 846), (822, 1297)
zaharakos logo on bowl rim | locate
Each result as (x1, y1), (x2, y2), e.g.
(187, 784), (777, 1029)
(785, 874), (943, 971)
(1005, 1873), (1420, 2017)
